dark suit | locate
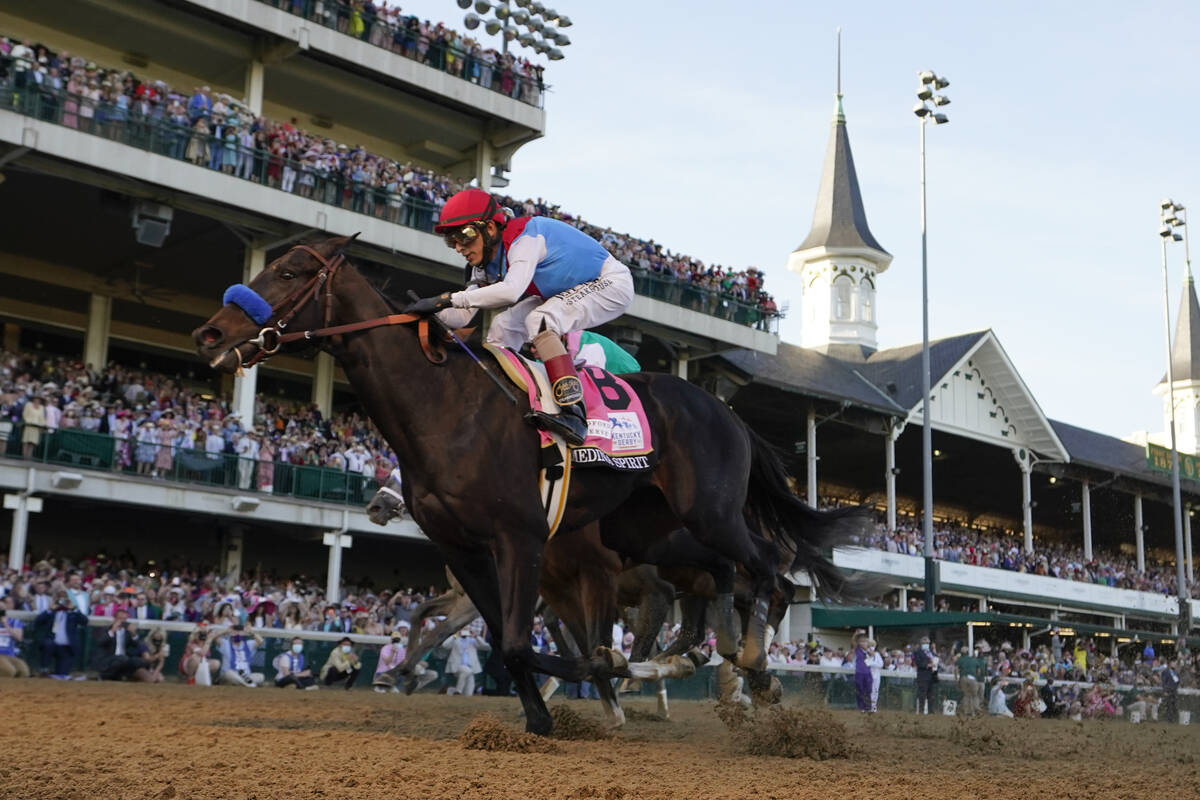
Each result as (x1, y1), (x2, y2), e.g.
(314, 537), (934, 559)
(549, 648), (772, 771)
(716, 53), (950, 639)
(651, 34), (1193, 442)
(34, 608), (86, 676)
(94, 625), (148, 680)
(129, 604), (160, 621)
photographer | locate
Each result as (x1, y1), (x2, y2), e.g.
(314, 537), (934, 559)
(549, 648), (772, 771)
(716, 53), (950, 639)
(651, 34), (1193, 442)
(216, 623), (265, 687)
(320, 636), (362, 690)
(0, 596), (30, 678)
(36, 592), (86, 678)
(180, 622), (220, 686)
(138, 627), (169, 683)
(95, 608), (152, 681)
(913, 636), (938, 715)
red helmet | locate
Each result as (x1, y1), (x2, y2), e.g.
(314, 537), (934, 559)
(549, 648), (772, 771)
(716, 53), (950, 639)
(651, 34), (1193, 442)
(433, 189), (507, 233)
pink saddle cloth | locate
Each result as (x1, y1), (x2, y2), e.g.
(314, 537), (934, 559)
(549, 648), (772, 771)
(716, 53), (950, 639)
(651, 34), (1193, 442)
(492, 349), (655, 471)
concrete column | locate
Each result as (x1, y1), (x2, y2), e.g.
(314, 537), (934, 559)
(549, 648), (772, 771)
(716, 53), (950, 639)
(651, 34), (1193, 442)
(221, 526), (244, 582)
(885, 424), (901, 533)
(244, 59), (265, 115)
(673, 348), (689, 380)
(1186, 506), (1194, 583)
(232, 248), (266, 427)
(775, 604), (791, 644)
(312, 352), (335, 414)
(5, 468), (40, 571)
(806, 406), (818, 506)
(83, 294), (112, 369)
(978, 597), (988, 612)
(897, 586), (908, 611)
(1081, 480), (1093, 561)
(1021, 629), (1030, 651)
(2, 322), (19, 352)
(967, 623), (974, 652)
(1134, 494), (1145, 573)
(324, 532), (352, 602)
(475, 139), (493, 191)
(1013, 450), (1033, 553)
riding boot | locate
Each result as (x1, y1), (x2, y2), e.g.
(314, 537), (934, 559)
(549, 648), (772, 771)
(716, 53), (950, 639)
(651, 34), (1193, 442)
(525, 330), (588, 446)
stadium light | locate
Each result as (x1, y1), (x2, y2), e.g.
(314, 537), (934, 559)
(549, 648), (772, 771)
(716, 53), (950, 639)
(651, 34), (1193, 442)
(1159, 199), (1193, 618)
(914, 69), (952, 612)
(460, 0), (573, 59)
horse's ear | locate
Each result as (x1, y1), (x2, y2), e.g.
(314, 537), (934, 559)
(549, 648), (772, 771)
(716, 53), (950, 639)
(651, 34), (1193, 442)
(326, 232), (361, 254)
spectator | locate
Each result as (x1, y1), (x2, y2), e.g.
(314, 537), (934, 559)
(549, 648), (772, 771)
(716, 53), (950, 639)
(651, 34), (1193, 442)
(1012, 677), (1040, 718)
(1161, 660), (1181, 723)
(373, 629), (405, 693)
(139, 628), (169, 683)
(215, 623), (265, 687)
(320, 636), (362, 689)
(0, 596), (30, 678)
(180, 623), (220, 686)
(274, 636), (318, 690)
(129, 591), (160, 621)
(867, 639), (883, 712)
(853, 633), (872, 712)
(37, 592), (86, 678)
(955, 646), (985, 717)
(96, 608), (152, 681)
(20, 393), (44, 458)
(988, 678), (1015, 717)
(913, 635), (938, 715)
(444, 624), (488, 697)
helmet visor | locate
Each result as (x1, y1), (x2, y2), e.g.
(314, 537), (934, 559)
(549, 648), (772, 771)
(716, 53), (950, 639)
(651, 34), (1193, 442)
(443, 225), (481, 248)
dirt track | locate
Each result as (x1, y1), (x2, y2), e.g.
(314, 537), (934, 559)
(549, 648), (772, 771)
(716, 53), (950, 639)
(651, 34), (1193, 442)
(7, 679), (1199, 799)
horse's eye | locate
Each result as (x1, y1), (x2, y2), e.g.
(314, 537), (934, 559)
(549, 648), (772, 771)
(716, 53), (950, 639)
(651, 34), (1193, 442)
(280, 271), (296, 280)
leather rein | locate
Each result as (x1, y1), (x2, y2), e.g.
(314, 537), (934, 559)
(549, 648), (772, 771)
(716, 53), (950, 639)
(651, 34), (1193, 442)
(238, 244), (465, 368)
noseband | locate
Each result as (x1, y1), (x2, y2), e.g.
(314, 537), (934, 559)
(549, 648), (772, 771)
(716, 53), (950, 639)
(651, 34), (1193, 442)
(224, 244), (465, 369)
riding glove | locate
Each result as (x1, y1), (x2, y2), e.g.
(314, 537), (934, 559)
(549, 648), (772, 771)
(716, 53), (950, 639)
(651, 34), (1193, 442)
(403, 292), (453, 315)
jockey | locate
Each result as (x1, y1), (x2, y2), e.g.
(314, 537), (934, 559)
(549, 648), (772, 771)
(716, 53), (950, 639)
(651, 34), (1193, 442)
(404, 189), (634, 445)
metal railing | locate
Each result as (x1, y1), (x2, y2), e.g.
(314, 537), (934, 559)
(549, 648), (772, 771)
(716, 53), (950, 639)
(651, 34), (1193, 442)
(2, 424), (378, 507)
(250, 0), (547, 107)
(0, 73), (780, 330)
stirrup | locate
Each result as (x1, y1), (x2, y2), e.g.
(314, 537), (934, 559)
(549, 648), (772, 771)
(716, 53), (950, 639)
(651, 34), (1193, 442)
(525, 403), (587, 446)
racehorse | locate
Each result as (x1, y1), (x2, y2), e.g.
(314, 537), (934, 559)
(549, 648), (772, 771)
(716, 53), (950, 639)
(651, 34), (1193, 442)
(193, 236), (866, 734)
(366, 474), (681, 720)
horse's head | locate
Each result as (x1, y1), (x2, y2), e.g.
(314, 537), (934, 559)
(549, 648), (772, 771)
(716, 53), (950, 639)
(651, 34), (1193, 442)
(365, 470), (405, 526)
(192, 235), (357, 373)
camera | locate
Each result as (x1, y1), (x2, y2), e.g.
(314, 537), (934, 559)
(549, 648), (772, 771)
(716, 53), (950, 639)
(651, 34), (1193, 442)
(0, 608), (6, 618)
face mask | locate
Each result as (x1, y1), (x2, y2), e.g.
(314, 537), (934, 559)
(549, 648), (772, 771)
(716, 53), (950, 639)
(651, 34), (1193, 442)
(390, 638), (401, 645)
(292, 643), (303, 653)
(922, 644), (930, 651)
(340, 644), (351, 654)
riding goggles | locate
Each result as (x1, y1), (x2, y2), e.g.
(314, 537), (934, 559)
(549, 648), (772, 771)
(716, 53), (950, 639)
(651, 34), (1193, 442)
(443, 224), (481, 248)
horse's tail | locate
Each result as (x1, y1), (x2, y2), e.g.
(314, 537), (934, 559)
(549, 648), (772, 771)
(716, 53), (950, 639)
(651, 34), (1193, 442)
(742, 425), (877, 600)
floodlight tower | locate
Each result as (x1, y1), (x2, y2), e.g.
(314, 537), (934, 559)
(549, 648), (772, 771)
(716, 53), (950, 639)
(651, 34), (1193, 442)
(913, 70), (950, 613)
(458, 0), (573, 60)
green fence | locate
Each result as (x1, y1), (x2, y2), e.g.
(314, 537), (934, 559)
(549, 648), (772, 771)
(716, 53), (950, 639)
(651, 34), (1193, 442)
(3, 424), (377, 507)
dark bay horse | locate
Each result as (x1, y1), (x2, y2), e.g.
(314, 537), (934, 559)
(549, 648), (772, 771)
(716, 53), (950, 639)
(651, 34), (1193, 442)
(193, 237), (865, 734)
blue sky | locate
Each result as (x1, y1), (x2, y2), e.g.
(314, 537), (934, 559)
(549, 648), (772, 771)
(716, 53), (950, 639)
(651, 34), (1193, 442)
(407, 0), (1200, 439)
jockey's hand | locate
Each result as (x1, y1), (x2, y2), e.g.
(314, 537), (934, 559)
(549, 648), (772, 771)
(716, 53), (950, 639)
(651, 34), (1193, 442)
(403, 293), (453, 315)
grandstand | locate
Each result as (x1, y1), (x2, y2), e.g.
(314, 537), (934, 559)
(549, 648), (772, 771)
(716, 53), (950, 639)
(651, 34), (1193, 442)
(0, 0), (1195, 677)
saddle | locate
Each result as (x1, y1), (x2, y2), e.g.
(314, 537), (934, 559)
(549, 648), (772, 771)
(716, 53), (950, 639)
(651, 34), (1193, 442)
(484, 344), (657, 538)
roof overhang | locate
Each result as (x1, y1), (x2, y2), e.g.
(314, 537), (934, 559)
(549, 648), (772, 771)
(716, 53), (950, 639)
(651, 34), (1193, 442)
(906, 331), (1069, 462)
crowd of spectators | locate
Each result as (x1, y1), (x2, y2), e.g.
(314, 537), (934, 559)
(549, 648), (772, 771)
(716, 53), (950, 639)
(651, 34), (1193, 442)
(260, 0), (546, 105)
(0, 36), (782, 329)
(1, 348), (399, 490)
(855, 514), (1200, 599)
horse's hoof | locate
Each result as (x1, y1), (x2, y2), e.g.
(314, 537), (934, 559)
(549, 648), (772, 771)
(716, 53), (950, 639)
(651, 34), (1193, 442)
(595, 646), (628, 672)
(748, 673), (782, 707)
(684, 647), (709, 669)
(525, 715), (553, 737)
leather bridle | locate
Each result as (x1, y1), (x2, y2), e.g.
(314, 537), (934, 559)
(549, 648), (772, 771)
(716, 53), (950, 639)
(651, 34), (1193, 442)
(235, 244), (465, 368)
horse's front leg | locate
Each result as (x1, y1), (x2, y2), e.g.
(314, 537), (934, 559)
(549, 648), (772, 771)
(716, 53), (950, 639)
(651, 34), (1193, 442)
(490, 525), (554, 736)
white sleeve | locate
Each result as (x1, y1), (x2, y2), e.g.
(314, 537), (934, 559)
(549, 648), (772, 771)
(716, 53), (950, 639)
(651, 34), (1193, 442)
(449, 234), (545, 309)
(435, 307), (479, 329)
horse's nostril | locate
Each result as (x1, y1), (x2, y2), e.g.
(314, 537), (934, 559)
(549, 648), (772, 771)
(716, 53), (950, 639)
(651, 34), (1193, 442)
(198, 326), (223, 346)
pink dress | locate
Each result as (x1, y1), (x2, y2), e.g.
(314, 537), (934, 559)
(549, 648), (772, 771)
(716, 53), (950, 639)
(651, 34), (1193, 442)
(257, 442), (275, 491)
(154, 428), (175, 471)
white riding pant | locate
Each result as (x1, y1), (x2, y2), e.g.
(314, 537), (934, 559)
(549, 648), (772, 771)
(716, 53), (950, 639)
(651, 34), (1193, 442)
(484, 256), (634, 350)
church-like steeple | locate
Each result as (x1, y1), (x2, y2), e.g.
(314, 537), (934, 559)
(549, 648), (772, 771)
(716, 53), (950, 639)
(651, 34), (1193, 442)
(1152, 266), (1200, 454)
(1170, 266), (1200, 381)
(788, 31), (892, 359)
